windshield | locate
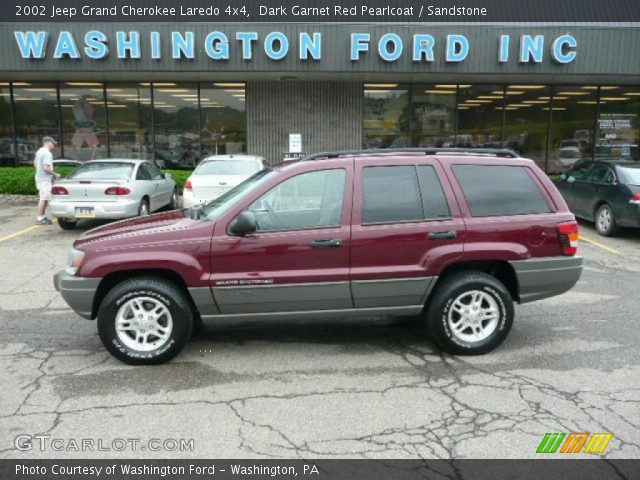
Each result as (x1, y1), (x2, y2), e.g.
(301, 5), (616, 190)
(201, 169), (276, 219)
(67, 162), (134, 180)
(196, 160), (260, 176)
(619, 166), (640, 185)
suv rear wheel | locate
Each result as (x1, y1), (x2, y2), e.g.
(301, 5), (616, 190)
(97, 276), (194, 365)
(425, 271), (514, 355)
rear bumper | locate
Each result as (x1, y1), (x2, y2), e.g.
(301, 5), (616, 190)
(49, 199), (139, 220)
(182, 189), (231, 209)
(53, 270), (102, 320)
(510, 256), (583, 303)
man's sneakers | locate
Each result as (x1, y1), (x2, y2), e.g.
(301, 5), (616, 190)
(35, 217), (53, 225)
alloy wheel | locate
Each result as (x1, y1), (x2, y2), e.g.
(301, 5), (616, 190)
(447, 290), (500, 343)
(115, 297), (174, 352)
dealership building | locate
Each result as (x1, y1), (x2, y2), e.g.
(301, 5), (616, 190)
(0, 22), (638, 171)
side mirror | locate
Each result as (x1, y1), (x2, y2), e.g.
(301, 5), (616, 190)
(164, 172), (172, 180)
(230, 211), (257, 236)
(567, 176), (575, 184)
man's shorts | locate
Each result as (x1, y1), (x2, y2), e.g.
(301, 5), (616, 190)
(36, 181), (52, 201)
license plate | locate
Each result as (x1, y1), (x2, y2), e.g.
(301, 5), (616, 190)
(75, 207), (95, 218)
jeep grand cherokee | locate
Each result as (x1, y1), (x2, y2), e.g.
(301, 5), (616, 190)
(55, 148), (583, 365)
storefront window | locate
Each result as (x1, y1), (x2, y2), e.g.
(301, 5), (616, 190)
(59, 82), (108, 161)
(410, 85), (456, 147)
(106, 83), (153, 160)
(503, 85), (551, 171)
(151, 82), (200, 169)
(363, 84), (410, 149)
(456, 85), (504, 148)
(595, 86), (640, 162)
(0, 83), (14, 166)
(200, 83), (247, 157)
(13, 83), (61, 165)
(549, 86), (597, 173)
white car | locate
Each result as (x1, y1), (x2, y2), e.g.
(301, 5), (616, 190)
(182, 155), (268, 208)
(49, 159), (178, 230)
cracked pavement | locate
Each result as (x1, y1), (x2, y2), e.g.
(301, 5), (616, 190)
(1, 199), (639, 459)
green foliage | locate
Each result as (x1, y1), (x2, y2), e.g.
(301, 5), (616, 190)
(0, 167), (190, 195)
(164, 170), (191, 193)
(0, 167), (73, 195)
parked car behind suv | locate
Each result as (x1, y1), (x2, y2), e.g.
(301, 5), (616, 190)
(556, 159), (640, 236)
(50, 159), (178, 230)
(182, 155), (268, 208)
(54, 148), (582, 365)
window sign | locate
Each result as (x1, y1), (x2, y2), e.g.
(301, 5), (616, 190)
(596, 113), (638, 159)
(289, 133), (302, 153)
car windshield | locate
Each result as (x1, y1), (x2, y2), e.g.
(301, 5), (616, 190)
(619, 166), (640, 185)
(201, 169), (276, 220)
(67, 162), (134, 180)
(196, 160), (260, 176)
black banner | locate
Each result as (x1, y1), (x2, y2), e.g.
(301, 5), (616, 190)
(2, 0), (640, 23)
(1, 459), (640, 480)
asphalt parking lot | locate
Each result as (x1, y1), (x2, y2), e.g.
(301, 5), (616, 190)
(1, 196), (639, 459)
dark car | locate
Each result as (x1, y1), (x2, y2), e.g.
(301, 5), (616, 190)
(556, 160), (640, 236)
(54, 148), (583, 365)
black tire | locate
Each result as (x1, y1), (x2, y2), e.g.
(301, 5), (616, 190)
(97, 276), (194, 365)
(57, 218), (77, 230)
(595, 204), (619, 237)
(425, 271), (514, 355)
(168, 188), (178, 210)
(138, 197), (150, 216)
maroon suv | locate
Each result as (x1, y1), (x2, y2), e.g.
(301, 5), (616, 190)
(55, 148), (583, 365)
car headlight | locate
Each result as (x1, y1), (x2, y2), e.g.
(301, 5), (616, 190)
(65, 248), (86, 276)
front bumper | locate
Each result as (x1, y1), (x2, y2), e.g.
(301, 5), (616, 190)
(49, 199), (139, 220)
(510, 256), (583, 303)
(54, 270), (102, 320)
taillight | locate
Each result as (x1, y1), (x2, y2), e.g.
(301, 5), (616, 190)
(184, 179), (193, 191)
(52, 186), (69, 195)
(558, 221), (579, 256)
(104, 186), (131, 196)
(630, 193), (640, 204)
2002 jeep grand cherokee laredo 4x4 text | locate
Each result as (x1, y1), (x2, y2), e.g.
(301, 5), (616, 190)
(55, 148), (583, 365)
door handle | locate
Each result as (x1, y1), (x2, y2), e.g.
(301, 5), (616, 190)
(428, 230), (457, 240)
(309, 239), (342, 248)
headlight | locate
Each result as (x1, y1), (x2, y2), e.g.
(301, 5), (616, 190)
(65, 248), (86, 276)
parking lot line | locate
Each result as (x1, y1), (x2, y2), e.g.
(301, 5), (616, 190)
(581, 235), (621, 255)
(0, 220), (56, 243)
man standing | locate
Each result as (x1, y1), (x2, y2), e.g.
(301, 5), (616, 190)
(34, 136), (61, 225)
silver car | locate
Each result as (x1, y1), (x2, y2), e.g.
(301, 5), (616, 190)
(182, 155), (268, 208)
(49, 159), (177, 230)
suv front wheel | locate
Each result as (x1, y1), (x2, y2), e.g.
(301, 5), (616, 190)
(97, 276), (194, 365)
(425, 271), (514, 355)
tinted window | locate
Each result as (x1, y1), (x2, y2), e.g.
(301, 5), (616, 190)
(569, 161), (593, 181)
(249, 169), (346, 232)
(136, 164), (152, 180)
(68, 162), (134, 180)
(587, 164), (612, 183)
(362, 166), (424, 223)
(417, 166), (451, 219)
(147, 163), (164, 180)
(453, 165), (551, 217)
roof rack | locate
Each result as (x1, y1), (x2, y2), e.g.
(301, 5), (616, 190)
(302, 147), (520, 161)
